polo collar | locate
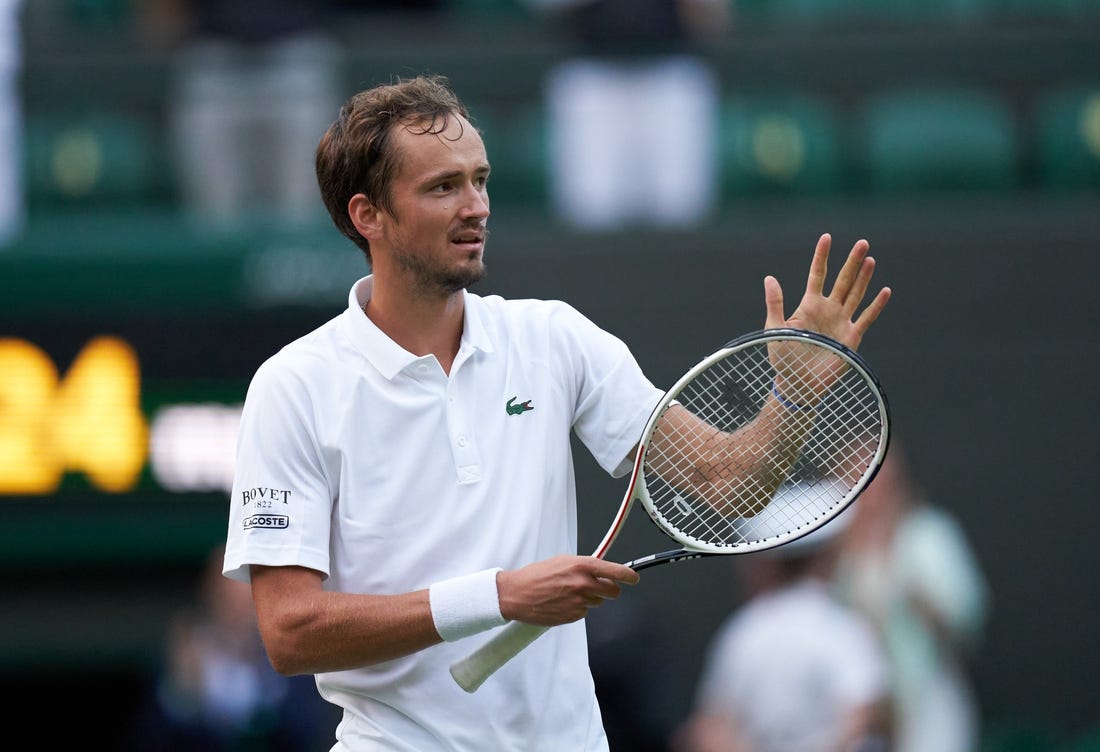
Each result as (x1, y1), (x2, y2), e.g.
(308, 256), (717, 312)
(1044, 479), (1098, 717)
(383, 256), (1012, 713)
(342, 275), (494, 380)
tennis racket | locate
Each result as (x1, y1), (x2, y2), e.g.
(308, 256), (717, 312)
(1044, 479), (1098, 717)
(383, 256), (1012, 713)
(449, 327), (890, 693)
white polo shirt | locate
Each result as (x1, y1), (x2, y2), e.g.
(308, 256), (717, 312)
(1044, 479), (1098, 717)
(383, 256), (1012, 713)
(224, 276), (664, 751)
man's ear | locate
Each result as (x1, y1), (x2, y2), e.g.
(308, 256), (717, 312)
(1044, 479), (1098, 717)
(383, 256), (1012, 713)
(348, 193), (382, 239)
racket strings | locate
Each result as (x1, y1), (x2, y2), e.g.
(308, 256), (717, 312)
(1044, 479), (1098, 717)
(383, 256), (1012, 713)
(642, 337), (884, 550)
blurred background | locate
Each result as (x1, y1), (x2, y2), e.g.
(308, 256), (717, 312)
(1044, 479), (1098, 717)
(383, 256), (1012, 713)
(1, 0), (1098, 749)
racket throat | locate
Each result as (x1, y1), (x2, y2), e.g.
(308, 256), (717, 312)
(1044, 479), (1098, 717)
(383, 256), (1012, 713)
(624, 549), (710, 571)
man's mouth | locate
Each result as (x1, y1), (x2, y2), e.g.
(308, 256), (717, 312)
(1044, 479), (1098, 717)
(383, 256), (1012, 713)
(451, 227), (487, 249)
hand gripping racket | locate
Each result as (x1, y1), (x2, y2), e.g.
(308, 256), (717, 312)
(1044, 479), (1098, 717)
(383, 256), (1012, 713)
(450, 327), (890, 692)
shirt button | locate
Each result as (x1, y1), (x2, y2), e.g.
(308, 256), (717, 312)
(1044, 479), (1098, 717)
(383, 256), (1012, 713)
(457, 435), (467, 447)
(417, 364), (429, 374)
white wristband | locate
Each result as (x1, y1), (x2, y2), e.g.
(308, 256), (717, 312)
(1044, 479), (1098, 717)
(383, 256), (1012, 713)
(429, 567), (507, 642)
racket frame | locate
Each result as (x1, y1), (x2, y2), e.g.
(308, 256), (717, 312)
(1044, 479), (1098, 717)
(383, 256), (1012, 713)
(634, 327), (891, 561)
(449, 327), (890, 691)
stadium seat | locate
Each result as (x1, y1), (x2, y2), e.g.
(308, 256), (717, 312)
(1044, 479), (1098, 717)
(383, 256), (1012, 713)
(980, 722), (1059, 752)
(445, 0), (532, 19)
(719, 93), (844, 197)
(23, 110), (171, 209)
(735, 0), (994, 26)
(1034, 83), (1100, 191)
(733, 0), (1011, 28)
(63, 0), (132, 26)
(470, 101), (548, 207)
(733, 0), (860, 27)
(1065, 726), (1100, 752)
(858, 85), (1021, 193)
(860, 0), (993, 24)
(997, 0), (1100, 20)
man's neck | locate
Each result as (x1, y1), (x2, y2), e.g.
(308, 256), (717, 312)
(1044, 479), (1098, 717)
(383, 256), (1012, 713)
(365, 281), (465, 374)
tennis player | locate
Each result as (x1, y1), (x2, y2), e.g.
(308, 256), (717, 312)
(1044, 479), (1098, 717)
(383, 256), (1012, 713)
(223, 74), (890, 751)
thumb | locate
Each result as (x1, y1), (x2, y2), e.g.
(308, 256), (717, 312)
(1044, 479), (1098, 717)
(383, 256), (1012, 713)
(763, 275), (785, 329)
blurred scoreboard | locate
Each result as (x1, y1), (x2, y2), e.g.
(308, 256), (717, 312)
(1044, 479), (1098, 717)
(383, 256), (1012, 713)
(0, 218), (361, 565)
(0, 334), (239, 497)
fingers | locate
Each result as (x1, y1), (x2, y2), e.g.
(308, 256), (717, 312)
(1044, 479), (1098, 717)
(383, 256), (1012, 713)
(589, 558), (640, 586)
(500, 556), (639, 626)
(810, 234), (888, 320)
(772, 233), (889, 343)
(830, 238), (871, 304)
(842, 254), (875, 318)
(580, 560), (638, 607)
(854, 286), (892, 334)
(804, 233), (832, 296)
(763, 275), (785, 329)
(837, 241), (890, 334)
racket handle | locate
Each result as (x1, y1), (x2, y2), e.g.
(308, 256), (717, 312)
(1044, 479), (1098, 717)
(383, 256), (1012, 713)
(449, 621), (549, 693)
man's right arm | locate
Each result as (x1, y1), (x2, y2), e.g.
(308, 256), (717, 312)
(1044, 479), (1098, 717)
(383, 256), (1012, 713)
(250, 565), (441, 675)
(250, 555), (640, 676)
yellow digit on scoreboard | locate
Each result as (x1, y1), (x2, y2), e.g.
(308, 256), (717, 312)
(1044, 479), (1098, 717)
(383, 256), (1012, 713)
(0, 336), (148, 494)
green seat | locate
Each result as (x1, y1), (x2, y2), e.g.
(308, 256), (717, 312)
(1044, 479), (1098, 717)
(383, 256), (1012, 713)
(980, 722), (1058, 752)
(471, 102), (548, 208)
(859, 86), (1020, 193)
(1034, 84), (1100, 191)
(445, 0), (532, 19)
(998, 0), (1100, 20)
(24, 110), (170, 208)
(64, 0), (133, 26)
(861, 0), (993, 24)
(1065, 727), (1100, 752)
(744, 0), (995, 26)
(738, 0), (863, 26)
(720, 93), (844, 196)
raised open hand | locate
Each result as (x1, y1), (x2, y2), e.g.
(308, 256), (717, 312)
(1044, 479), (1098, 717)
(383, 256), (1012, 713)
(763, 234), (891, 404)
(764, 233), (890, 348)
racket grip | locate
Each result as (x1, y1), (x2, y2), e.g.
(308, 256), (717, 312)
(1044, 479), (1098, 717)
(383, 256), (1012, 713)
(449, 621), (550, 693)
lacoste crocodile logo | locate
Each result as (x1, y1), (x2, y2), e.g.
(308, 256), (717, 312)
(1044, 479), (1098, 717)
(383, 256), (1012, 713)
(506, 396), (534, 416)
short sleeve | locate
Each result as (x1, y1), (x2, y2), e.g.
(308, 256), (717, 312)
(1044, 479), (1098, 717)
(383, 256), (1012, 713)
(551, 304), (664, 478)
(223, 355), (334, 583)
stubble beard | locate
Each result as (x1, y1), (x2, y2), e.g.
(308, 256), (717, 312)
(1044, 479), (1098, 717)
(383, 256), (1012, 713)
(394, 245), (487, 297)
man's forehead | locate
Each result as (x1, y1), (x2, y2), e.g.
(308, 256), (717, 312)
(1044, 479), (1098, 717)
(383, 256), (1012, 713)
(398, 111), (475, 142)
(392, 114), (487, 170)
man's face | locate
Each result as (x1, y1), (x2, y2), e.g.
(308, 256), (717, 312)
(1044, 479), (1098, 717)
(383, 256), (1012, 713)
(377, 113), (491, 296)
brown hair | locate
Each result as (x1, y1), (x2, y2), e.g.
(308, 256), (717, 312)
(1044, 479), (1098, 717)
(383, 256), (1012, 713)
(314, 74), (472, 261)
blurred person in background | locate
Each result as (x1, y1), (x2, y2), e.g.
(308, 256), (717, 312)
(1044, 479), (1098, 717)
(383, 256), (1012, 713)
(674, 488), (892, 752)
(0, 0), (24, 246)
(126, 545), (339, 751)
(832, 442), (990, 752)
(524, 0), (729, 230)
(146, 0), (343, 228)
